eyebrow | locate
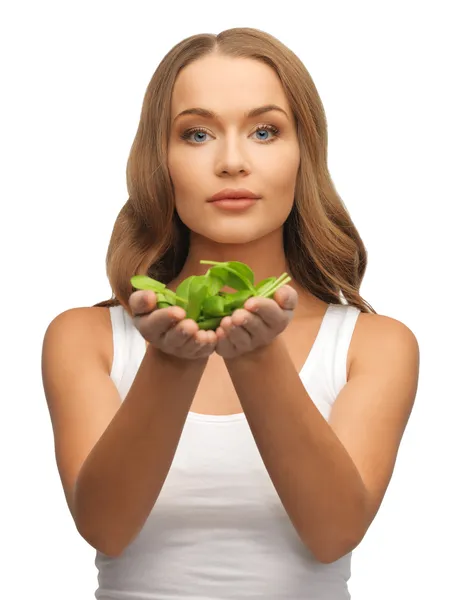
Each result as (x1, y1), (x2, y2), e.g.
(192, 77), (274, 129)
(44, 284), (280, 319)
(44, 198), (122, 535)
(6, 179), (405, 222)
(173, 103), (289, 123)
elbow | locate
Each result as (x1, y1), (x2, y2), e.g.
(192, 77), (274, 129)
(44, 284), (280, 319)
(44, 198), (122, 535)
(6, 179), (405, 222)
(303, 519), (368, 564)
(312, 535), (361, 564)
(72, 485), (126, 558)
(312, 492), (371, 563)
(77, 524), (125, 558)
(98, 546), (124, 559)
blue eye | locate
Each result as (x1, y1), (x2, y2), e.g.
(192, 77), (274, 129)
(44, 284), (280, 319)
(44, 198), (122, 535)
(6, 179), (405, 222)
(180, 124), (280, 145)
(190, 130), (208, 143)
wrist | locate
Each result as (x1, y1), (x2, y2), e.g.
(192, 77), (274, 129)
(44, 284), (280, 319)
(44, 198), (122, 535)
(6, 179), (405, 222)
(225, 336), (285, 367)
(147, 343), (209, 370)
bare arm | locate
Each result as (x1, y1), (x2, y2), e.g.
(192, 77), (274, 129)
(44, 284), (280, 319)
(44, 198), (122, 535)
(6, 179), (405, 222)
(74, 345), (206, 556)
(42, 308), (207, 557)
(224, 315), (419, 563)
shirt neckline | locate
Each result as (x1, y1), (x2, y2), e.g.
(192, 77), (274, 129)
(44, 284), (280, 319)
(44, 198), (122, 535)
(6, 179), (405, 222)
(138, 303), (336, 423)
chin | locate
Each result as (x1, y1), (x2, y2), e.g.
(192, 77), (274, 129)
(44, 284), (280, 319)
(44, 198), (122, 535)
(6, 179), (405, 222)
(200, 223), (271, 245)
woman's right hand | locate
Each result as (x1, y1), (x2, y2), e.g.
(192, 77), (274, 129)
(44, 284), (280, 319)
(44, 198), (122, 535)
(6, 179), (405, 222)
(128, 290), (217, 360)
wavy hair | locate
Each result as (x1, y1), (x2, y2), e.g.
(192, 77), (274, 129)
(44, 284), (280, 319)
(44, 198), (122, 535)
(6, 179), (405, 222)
(93, 27), (376, 316)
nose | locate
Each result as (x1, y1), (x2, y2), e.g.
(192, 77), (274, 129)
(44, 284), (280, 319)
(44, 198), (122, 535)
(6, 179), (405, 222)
(215, 134), (251, 176)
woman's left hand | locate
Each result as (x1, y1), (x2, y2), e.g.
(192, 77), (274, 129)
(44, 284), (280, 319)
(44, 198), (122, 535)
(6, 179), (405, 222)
(215, 285), (298, 359)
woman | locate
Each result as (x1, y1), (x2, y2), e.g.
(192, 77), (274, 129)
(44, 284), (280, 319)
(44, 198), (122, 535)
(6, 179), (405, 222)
(42, 27), (420, 599)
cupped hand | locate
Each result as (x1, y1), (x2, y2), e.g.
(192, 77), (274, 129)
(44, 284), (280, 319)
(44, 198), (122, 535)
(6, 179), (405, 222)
(128, 291), (217, 360)
(214, 285), (298, 359)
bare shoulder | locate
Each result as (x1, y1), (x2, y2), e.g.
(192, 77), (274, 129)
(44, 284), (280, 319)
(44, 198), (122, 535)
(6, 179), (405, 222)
(41, 305), (120, 520)
(328, 310), (420, 532)
(44, 305), (114, 375)
(349, 310), (420, 379)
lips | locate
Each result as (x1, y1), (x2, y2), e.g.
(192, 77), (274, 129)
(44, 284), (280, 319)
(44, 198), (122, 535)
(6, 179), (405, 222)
(209, 188), (261, 202)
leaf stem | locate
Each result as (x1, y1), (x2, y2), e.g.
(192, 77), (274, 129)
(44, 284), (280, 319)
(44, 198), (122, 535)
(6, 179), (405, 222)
(266, 275), (292, 298)
(259, 272), (290, 297)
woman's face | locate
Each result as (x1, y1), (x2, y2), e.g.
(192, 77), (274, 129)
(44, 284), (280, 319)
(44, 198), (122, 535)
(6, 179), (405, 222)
(168, 53), (300, 245)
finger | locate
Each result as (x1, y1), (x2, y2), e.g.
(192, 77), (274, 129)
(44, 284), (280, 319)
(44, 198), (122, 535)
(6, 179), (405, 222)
(162, 318), (199, 350)
(191, 329), (218, 358)
(232, 308), (267, 341)
(244, 297), (285, 328)
(194, 327), (218, 346)
(215, 332), (236, 357)
(129, 290), (157, 316)
(134, 306), (185, 344)
(220, 315), (252, 352)
(215, 321), (237, 354)
(183, 326), (216, 353)
(170, 326), (217, 360)
(273, 285), (298, 311)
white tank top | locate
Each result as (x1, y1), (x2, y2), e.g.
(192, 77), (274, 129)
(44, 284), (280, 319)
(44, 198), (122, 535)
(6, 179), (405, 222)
(94, 302), (361, 599)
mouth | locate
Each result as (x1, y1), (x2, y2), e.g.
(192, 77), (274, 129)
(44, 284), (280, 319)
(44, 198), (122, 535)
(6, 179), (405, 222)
(208, 188), (261, 202)
(208, 197), (258, 211)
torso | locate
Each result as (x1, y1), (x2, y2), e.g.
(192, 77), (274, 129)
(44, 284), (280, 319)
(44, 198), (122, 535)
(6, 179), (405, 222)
(96, 300), (364, 416)
(182, 311), (329, 415)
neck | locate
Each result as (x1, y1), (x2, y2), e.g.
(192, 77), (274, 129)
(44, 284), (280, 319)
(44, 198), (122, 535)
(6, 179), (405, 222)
(176, 228), (289, 285)
(167, 228), (323, 317)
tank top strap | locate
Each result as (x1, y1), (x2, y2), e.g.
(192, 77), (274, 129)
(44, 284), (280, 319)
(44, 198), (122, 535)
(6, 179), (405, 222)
(108, 304), (128, 389)
(332, 304), (361, 395)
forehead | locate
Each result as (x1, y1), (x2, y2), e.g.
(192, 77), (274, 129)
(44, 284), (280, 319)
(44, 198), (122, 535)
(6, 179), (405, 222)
(171, 54), (291, 119)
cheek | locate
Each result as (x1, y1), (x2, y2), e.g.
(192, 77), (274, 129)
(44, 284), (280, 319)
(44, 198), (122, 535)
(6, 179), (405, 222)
(261, 154), (299, 212)
(258, 140), (299, 177)
(168, 145), (210, 195)
(168, 152), (189, 192)
(168, 161), (202, 226)
(275, 146), (300, 179)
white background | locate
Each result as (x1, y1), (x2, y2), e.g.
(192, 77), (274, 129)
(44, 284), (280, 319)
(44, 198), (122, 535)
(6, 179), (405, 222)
(2, 1), (456, 598)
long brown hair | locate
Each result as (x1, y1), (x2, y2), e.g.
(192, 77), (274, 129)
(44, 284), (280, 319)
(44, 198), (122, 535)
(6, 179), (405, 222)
(94, 27), (376, 317)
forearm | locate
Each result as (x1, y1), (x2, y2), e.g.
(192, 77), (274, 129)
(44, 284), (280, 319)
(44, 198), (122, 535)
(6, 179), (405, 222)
(74, 346), (207, 557)
(225, 337), (368, 563)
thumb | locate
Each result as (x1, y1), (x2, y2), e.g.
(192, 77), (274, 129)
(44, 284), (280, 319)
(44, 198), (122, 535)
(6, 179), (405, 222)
(274, 285), (297, 311)
(129, 290), (156, 316)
